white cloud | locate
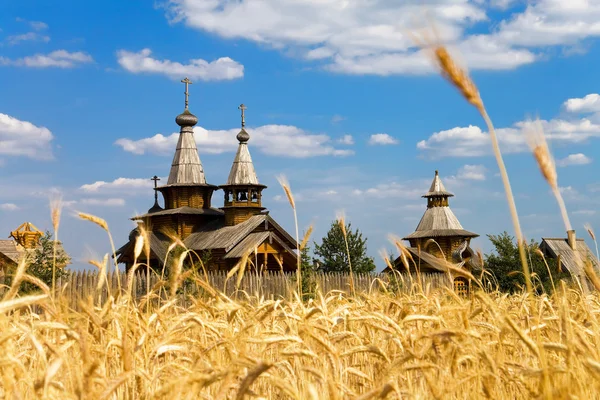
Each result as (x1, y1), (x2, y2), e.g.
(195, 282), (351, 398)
(564, 94), (600, 114)
(162, 0), (600, 75)
(0, 203), (19, 211)
(456, 164), (486, 180)
(490, 0), (520, 10)
(16, 17), (48, 31)
(6, 32), (50, 45)
(369, 133), (399, 145)
(360, 182), (423, 200)
(80, 198), (126, 207)
(331, 115), (346, 124)
(0, 50), (93, 68)
(419, 94), (600, 158)
(115, 124), (354, 158)
(557, 153), (592, 167)
(492, 1), (600, 48)
(80, 177), (161, 194)
(573, 209), (596, 216)
(116, 48), (244, 81)
(338, 134), (354, 145)
(558, 186), (581, 201)
(0, 113), (54, 160)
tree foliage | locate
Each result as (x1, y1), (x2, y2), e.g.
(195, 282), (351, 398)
(314, 221), (376, 274)
(485, 231), (571, 294)
(20, 231), (71, 293)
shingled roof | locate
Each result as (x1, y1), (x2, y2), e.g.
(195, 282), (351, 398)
(404, 171), (478, 240)
(403, 207), (478, 239)
(225, 127), (261, 186)
(540, 237), (599, 278)
(423, 170), (454, 198)
(0, 240), (22, 264)
(184, 214), (297, 253)
(118, 214), (299, 265)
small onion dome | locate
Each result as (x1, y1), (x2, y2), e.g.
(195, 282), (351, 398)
(175, 109), (199, 127)
(128, 228), (140, 242)
(148, 200), (163, 214)
(236, 127), (250, 143)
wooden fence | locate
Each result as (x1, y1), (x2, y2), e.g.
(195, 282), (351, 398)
(49, 270), (453, 309)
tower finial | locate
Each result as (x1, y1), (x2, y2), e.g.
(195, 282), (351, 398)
(181, 77), (193, 110)
(151, 175), (160, 202)
(238, 104), (247, 128)
(435, 170), (439, 176)
(236, 104), (250, 143)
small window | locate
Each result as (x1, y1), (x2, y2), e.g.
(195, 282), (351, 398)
(251, 190), (259, 203)
(226, 190), (233, 203)
(454, 278), (469, 297)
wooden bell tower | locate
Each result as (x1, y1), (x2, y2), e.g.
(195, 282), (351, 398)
(220, 104), (267, 226)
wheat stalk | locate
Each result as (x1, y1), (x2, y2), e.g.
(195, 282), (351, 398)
(49, 194), (63, 299)
(78, 212), (121, 293)
(337, 211), (355, 297)
(524, 119), (572, 233)
(277, 174), (302, 297)
(416, 37), (531, 294)
(585, 223), (599, 263)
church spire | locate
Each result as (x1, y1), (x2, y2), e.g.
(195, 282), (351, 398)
(220, 104), (267, 226)
(226, 104), (259, 185)
(423, 169), (454, 208)
(168, 77), (207, 185)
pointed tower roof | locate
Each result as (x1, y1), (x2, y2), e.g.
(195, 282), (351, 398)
(164, 77), (209, 187)
(423, 170), (454, 198)
(404, 170), (478, 240)
(225, 104), (264, 186)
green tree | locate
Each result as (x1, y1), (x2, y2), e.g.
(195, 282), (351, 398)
(314, 221), (376, 274)
(485, 231), (571, 294)
(21, 231), (70, 293)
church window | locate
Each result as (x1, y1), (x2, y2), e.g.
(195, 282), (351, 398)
(454, 278), (469, 297)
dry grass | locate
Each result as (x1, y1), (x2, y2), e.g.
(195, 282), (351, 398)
(2, 274), (600, 399)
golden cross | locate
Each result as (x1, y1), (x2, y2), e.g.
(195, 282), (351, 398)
(181, 77), (193, 109)
(151, 175), (160, 202)
(238, 104), (247, 128)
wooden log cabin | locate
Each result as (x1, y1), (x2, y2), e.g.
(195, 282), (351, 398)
(385, 171), (481, 295)
(0, 222), (69, 275)
(116, 79), (298, 273)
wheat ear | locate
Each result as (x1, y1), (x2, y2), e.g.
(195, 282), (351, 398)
(425, 44), (532, 294)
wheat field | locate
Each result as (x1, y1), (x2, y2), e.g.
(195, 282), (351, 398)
(2, 275), (600, 399)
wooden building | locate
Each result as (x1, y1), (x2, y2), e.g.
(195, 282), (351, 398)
(0, 222), (68, 272)
(385, 171), (481, 294)
(540, 230), (600, 279)
(116, 79), (298, 273)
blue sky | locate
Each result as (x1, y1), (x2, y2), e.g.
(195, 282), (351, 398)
(0, 0), (599, 272)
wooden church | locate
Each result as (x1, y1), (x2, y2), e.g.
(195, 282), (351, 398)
(386, 171), (481, 293)
(116, 78), (298, 273)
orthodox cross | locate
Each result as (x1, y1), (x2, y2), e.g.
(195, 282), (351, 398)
(181, 77), (193, 109)
(238, 104), (247, 128)
(151, 175), (160, 202)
